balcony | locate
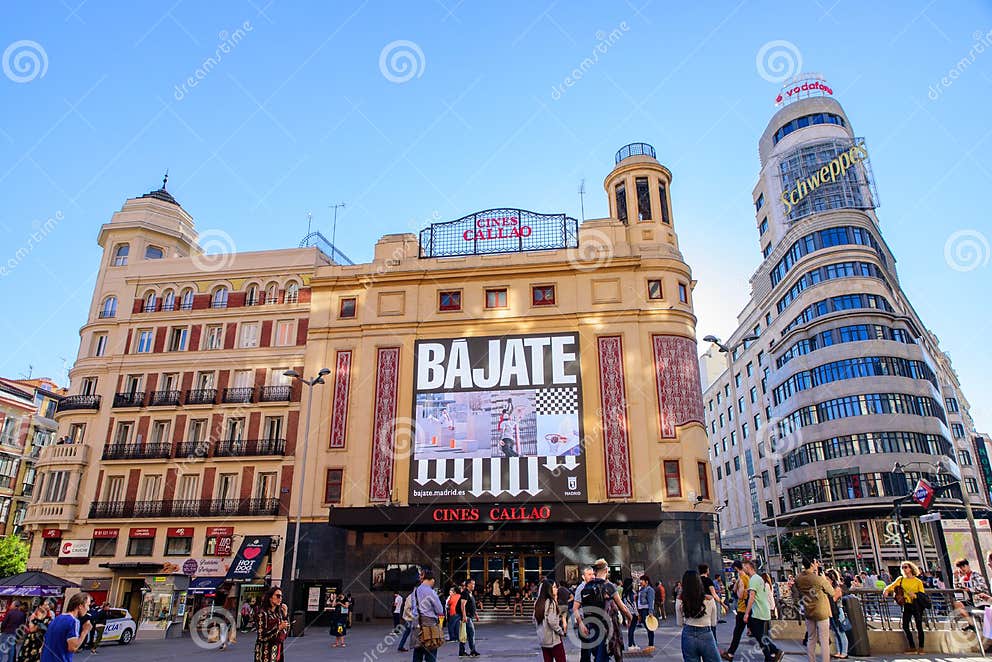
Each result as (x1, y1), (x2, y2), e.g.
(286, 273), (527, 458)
(148, 390), (182, 406)
(89, 497), (280, 519)
(102, 442), (172, 460)
(112, 392), (145, 408)
(25, 501), (78, 526)
(56, 394), (102, 414)
(35, 443), (89, 468)
(185, 389), (217, 405)
(214, 438), (286, 458)
(222, 387), (254, 404)
(174, 440), (212, 458)
(258, 385), (292, 402)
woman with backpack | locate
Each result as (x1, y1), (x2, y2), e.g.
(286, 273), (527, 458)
(824, 569), (849, 659)
(533, 579), (566, 662)
(882, 561), (928, 655)
(676, 570), (720, 662)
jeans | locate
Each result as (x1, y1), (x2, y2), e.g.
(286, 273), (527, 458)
(446, 613), (460, 642)
(1, 633), (17, 662)
(902, 603), (924, 650)
(580, 620), (610, 662)
(627, 608), (654, 647)
(411, 646), (437, 662)
(830, 618), (849, 656)
(681, 625), (722, 662)
(727, 611), (747, 654)
(748, 618), (781, 662)
(805, 618), (830, 662)
(393, 613), (402, 629)
(397, 622), (412, 650)
(458, 617), (477, 654)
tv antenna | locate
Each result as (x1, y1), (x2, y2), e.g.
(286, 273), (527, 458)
(306, 211), (313, 236)
(329, 203), (346, 250)
(578, 180), (586, 221)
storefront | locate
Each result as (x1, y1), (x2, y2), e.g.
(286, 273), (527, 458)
(137, 574), (189, 639)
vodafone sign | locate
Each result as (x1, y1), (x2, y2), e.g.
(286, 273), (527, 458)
(59, 539), (92, 558)
(775, 75), (833, 106)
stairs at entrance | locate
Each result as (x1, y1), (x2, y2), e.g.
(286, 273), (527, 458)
(473, 598), (535, 623)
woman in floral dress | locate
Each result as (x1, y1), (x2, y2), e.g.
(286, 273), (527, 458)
(254, 587), (289, 662)
(17, 600), (53, 662)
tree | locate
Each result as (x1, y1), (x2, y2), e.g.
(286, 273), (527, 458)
(0, 534), (29, 577)
(781, 533), (819, 564)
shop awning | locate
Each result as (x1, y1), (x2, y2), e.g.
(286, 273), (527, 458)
(187, 577), (225, 593)
(0, 571), (78, 597)
(97, 562), (163, 572)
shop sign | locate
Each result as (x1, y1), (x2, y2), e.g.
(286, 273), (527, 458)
(167, 527), (192, 538)
(419, 208), (578, 258)
(59, 540), (92, 558)
(775, 76), (834, 106)
(181, 558), (227, 577)
(129, 527), (156, 538)
(206, 527), (234, 536)
(41, 529), (61, 539)
(225, 536), (272, 580)
(780, 143), (868, 215)
(431, 505), (552, 523)
(92, 528), (119, 539)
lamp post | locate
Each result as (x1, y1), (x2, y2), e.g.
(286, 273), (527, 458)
(749, 473), (783, 573)
(284, 367), (330, 615)
(704, 333), (758, 561)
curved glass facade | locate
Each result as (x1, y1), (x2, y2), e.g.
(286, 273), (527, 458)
(777, 392), (947, 436)
(773, 112), (846, 145)
(770, 226), (884, 287)
(782, 431), (951, 472)
(788, 471), (956, 509)
(775, 323), (914, 369)
(777, 261), (885, 313)
(783, 293), (893, 333)
(773, 356), (938, 405)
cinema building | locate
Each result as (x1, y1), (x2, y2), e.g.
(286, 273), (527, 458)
(23, 144), (718, 623)
(703, 74), (991, 576)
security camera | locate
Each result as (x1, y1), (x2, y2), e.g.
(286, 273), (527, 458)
(696, 495), (705, 503)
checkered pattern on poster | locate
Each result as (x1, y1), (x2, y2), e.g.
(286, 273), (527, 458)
(535, 387), (579, 416)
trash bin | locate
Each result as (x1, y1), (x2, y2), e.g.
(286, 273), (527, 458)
(291, 611), (306, 637)
(843, 594), (870, 657)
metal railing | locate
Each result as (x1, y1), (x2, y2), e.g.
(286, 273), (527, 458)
(56, 394), (101, 413)
(222, 387), (254, 404)
(112, 392), (145, 408)
(174, 440), (212, 458)
(214, 438), (286, 457)
(102, 442), (173, 460)
(778, 588), (968, 632)
(185, 389), (217, 405)
(148, 390), (182, 406)
(615, 142), (656, 164)
(89, 497), (280, 518)
(258, 385), (292, 402)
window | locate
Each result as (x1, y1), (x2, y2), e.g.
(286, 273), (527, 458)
(143, 291), (157, 312)
(746, 362), (754, 377)
(188, 419), (207, 443)
(41, 538), (61, 557)
(761, 470), (770, 488)
(615, 182), (628, 223)
(532, 285), (556, 306)
(772, 112), (846, 144)
(180, 288), (194, 310)
(245, 284), (259, 306)
(762, 243), (772, 258)
(177, 475), (200, 501)
(145, 245), (164, 259)
(167, 327), (188, 352)
(959, 450), (973, 466)
(658, 183), (670, 224)
(678, 283), (688, 304)
(742, 423), (749, 439)
(67, 423), (85, 444)
(80, 377), (98, 396)
(946, 398), (960, 413)
(255, 472), (278, 500)
(733, 456), (740, 471)
(325, 469), (344, 503)
(716, 466), (722, 480)
(754, 193), (764, 212)
(754, 414), (761, 431)
(112, 244), (129, 266)
(274, 320), (295, 346)
(952, 423), (965, 439)
(99, 296), (117, 318)
(750, 386), (758, 404)
(150, 421), (170, 445)
(165, 530), (193, 555)
(103, 475), (124, 502)
(216, 473), (238, 501)
(439, 290), (462, 312)
(138, 474), (162, 501)
(205, 325), (223, 350)
(263, 416), (283, 441)
(113, 422), (133, 446)
(759, 218), (768, 235)
(265, 282), (279, 304)
(127, 536), (154, 556)
(664, 461), (681, 497)
(285, 282), (299, 304)
(91, 537), (117, 557)
(211, 287), (228, 309)
(136, 330), (153, 353)
(635, 177), (652, 221)
(239, 322), (259, 348)
(734, 373), (741, 389)
(966, 477), (980, 495)
(647, 280), (663, 300)
(339, 297), (357, 318)
(162, 289), (176, 311)
(93, 333), (108, 357)
(697, 462), (710, 500)
(485, 289), (507, 309)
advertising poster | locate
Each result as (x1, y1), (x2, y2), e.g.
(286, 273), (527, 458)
(942, 519), (992, 567)
(409, 332), (586, 503)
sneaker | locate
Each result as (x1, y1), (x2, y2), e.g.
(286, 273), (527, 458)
(721, 652), (734, 661)
(469, 653), (480, 658)
(773, 651), (785, 662)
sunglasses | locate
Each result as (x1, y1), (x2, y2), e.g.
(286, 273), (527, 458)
(274, 594), (283, 598)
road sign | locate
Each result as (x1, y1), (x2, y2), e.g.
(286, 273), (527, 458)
(920, 512), (941, 523)
(912, 479), (935, 510)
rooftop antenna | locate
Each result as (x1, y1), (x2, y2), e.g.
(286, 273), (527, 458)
(329, 202), (346, 251)
(306, 211), (312, 237)
(162, 169), (169, 190)
(578, 179), (586, 221)
(20, 364), (33, 380)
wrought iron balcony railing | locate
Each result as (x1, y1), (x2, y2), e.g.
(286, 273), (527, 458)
(148, 390), (182, 406)
(112, 392), (145, 408)
(56, 394), (101, 413)
(258, 385), (292, 402)
(214, 438), (286, 458)
(222, 387), (254, 404)
(185, 389), (217, 405)
(89, 497), (280, 519)
(174, 440), (212, 458)
(102, 442), (173, 460)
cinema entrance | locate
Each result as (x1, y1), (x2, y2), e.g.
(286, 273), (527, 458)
(441, 542), (555, 591)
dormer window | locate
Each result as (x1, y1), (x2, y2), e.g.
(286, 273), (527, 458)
(112, 244), (129, 266)
(145, 245), (164, 259)
(143, 291), (157, 313)
(211, 287), (229, 309)
(180, 288), (194, 310)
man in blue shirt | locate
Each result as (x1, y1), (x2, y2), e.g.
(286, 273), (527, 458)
(410, 571), (444, 662)
(41, 593), (92, 662)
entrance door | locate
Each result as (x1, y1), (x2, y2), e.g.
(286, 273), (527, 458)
(441, 543), (554, 591)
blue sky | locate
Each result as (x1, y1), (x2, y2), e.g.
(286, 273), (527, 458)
(1, 1), (990, 429)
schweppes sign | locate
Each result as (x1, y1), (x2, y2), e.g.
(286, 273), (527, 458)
(781, 143), (868, 215)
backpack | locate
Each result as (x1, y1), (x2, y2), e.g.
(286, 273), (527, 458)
(402, 592), (415, 622)
(581, 579), (607, 612)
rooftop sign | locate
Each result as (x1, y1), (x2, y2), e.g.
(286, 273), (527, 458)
(775, 74), (833, 107)
(419, 208), (578, 258)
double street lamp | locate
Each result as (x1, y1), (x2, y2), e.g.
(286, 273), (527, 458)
(283, 367), (330, 613)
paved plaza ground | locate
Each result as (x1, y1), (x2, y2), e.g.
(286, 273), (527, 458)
(78, 618), (990, 662)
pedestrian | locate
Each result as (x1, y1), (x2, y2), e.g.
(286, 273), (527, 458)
(720, 560), (749, 661)
(512, 583), (524, 617)
(533, 579), (566, 662)
(824, 569), (849, 659)
(882, 561), (927, 655)
(742, 560), (784, 662)
(40, 592), (92, 662)
(397, 589), (415, 653)
(344, 593), (353, 629)
(760, 572), (777, 621)
(240, 601), (253, 632)
(214, 582), (236, 650)
(491, 577), (503, 608)
(574, 558), (631, 662)
(328, 594), (348, 648)
(224, 584), (239, 646)
(794, 558), (833, 662)
(572, 567), (595, 662)
(88, 603), (108, 652)
(393, 592), (405, 631)
(16, 600), (52, 662)
(410, 570), (445, 662)
(253, 587), (288, 662)
(698, 564), (726, 639)
(555, 581), (573, 633)
(675, 570), (720, 662)
(458, 578), (480, 657)
(444, 587), (460, 643)
(1, 601), (26, 662)
(627, 574), (656, 651)
(951, 557), (989, 628)
(655, 579), (667, 620)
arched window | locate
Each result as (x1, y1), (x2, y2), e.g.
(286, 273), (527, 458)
(162, 289), (176, 311)
(112, 244), (129, 266)
(211, 286), (229, 309)
(145, 245), (164, 260)
(245, 284), (259, 306)
(99, 296), (117, 318)
(265, 282), (279, 305)
(180, 288), (194, 310)
(285, 281), (299, 304)
(143, 290), (157, 313)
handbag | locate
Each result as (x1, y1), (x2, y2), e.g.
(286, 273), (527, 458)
(915, 591), (932, 610)
(894, 579), (907, 607)
(417, 615), (445, 651)
(837, 606), (853, 633)
(458, 621), (468, 643)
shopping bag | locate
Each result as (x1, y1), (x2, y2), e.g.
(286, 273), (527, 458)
(459, 621), (468, 643)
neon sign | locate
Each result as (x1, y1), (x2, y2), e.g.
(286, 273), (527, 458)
(419, 208), (577, 258)
(775, 75), (833, 107)
(431, 505), (553, 522)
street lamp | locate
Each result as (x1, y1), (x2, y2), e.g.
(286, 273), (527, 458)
(284, 367), (330, 613)
(748, 473), (783, 574)
(704, 334), (759, 560)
